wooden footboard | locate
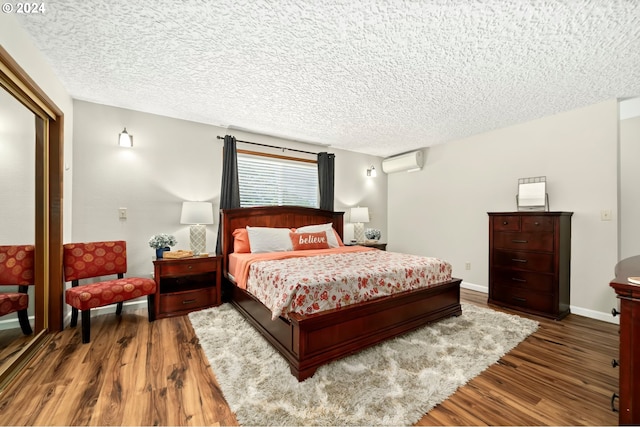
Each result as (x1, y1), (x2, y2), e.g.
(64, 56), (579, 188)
(229, 278), (462, 381)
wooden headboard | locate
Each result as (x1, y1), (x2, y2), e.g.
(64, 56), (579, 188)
(221, 206), (344, 269)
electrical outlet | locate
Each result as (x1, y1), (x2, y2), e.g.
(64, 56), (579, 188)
(118, 208), (127, 220)
(465, 262), (471, 270)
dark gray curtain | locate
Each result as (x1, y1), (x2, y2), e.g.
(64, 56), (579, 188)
(317, 152), (335, 211)
(216, 135), (241, 255)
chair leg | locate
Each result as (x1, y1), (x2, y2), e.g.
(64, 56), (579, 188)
(116, 301), (124, 316)
(70, 306), (78, 327)
(17, 309), (33, 335)
(81, 309), (91, 343)
(147, 294), (156, 322)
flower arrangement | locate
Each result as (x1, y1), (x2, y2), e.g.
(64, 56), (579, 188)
(365, 228), (381, 241)
(148, 233), (177, 249)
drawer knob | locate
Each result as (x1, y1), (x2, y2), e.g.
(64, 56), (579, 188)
(534, 221), (540, 226)
(611, 393), (619, 412)
(503, 221), (508, 225)
(611, 308), (620, 317)
(188, 265), (193, 270)
(612, 359), (619, 368)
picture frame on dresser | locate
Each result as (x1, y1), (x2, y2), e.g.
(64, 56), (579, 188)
(488, 211), (573, 320)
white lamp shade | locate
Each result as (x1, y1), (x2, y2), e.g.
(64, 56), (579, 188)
(118, 128), (133, 147)
(180, 201), (214, 224)
(350, 207), (370, 223)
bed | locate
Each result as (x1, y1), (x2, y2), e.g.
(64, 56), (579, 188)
(221, 206), (462, 381)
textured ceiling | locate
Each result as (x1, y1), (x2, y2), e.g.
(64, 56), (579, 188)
(14, 0), (640, 157)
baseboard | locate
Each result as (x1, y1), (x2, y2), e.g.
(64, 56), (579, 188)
(461, 281), (619, 324)
(461, 281), (487, 293)
(62, 299), (149, 326)
(570, 305), (619, 325)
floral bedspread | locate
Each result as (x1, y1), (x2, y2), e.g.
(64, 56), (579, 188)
(246, 250), (452, 319)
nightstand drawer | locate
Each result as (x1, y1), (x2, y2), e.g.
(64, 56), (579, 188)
(158, 288), (217, 315)
(493, 231), (554, 252)
(158, 260), (216, 277)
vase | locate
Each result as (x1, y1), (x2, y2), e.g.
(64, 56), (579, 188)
(155, 247), (170, 259)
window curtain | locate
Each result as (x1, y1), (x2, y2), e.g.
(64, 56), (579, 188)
(317, 152), (335, 211)
(215, 135), (241, 255)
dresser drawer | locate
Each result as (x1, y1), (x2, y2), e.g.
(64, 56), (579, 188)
(493, 215), (521, 231)
(157, 260), (216, 277)
(493, 249), (555, 273)
(493, 231), (554, 252)
(491, 268), (555, 293)
(522, 215), (555, 232)
(158, 288), (216, 315)
(491, 285), (555, 314)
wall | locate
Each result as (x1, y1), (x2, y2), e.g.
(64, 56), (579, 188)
(72, 100), (387, 278)
(388, 99), (619, 322)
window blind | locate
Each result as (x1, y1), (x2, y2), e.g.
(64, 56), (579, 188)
(238, 153), (318, 208)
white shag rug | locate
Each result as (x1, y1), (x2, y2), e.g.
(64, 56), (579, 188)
(189, 303), (538, 426)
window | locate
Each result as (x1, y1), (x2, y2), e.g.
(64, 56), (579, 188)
(238, 152), (318, 208)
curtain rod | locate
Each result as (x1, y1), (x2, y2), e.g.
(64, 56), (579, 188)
(216, 135), (328, 156)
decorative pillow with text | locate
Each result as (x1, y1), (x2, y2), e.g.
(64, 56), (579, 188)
(290, 231), (330, 250)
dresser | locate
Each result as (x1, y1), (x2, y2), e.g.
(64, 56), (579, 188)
(610, 255), (640, 425)
(488, 212), (572, 320)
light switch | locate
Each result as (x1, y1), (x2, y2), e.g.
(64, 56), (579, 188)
(119, 208), (127, 220)
(601, 209), (612, 221)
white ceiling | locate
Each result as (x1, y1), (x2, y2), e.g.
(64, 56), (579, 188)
(15, 0), (640, 157)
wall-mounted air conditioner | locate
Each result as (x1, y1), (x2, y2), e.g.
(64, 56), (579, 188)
(381, 150), (424, 174)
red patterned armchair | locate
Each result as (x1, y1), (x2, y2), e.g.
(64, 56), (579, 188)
(0, 245), (35, 335)
(63, 240), (156, 343)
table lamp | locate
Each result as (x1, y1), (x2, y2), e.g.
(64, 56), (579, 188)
(180, 201), (214, 255)
(350, 206), (370, 244)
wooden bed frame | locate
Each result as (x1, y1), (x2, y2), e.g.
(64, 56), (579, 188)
(221, 206), (462, 381)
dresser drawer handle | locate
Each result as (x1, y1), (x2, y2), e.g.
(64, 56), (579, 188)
(611, 393), (619, 412)
(534, 221), (540, 226)
(511, 277), (527, 283)
(512, 239), (528, 244)
(512, 296), (527, 302)
(611, 308), (620, 317)
(511, 258), (527, 263)
(182, 299), (197, 305)
(502, 221), (509, 225)
(612, 359), (619, 368)
(187, 265), (193, 270)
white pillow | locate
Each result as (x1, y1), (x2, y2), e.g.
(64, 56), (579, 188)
(295, 223), (340, 248)
(246, 226), (293, 253)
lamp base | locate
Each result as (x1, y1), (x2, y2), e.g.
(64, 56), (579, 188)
(354, 223), (365, 244)
(190, 224), (206, 255)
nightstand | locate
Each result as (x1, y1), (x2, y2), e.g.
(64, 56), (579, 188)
(152, 255), (222, 319)
(347, 242), (387, 251)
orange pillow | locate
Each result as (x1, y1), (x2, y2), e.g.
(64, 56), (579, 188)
(232, 228), (251, 253)
(289, 231), (330, 250)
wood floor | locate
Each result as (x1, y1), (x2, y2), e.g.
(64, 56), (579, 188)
(0, 289), (619, 426)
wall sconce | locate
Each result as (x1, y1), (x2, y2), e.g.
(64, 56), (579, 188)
(350, 206), (370, 243)
(118, 127), (133, 147)
(180, 201), (214, 255)
(366, 165), (377, 177)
